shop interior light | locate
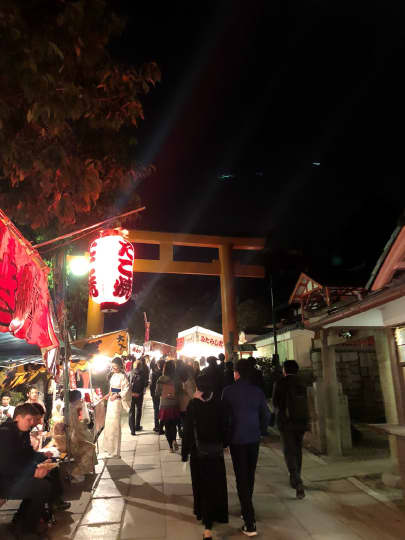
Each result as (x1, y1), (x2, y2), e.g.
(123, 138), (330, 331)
(68, 255), (90, 276)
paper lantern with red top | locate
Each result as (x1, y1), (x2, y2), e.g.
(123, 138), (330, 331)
(88, 230), (135, 312)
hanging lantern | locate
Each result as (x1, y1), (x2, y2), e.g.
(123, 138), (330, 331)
(88, 229), (135, 312)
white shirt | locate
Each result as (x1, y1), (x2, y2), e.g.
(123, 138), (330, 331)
(0, 405), (15, 422)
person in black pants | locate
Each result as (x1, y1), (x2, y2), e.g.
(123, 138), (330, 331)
(182, 374), (228, 540)
(0, 403), (54, 540)
(272, 360), (309, 499)
(150, 358), (165, 432)
(222, 359), (270, 537)
(129, 357), (149, 435)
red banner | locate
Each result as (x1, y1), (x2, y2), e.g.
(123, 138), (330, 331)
(0, 211), (58, 350)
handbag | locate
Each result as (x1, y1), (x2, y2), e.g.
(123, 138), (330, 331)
(192, 401), (223, 458)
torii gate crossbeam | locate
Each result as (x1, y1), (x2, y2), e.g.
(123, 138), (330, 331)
(86, 230), (266, 358)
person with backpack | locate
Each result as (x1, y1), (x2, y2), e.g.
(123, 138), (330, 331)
(156, 360), (180, 452)
(272, 359), (309, 499)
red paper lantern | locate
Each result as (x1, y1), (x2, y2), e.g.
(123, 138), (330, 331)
(88, 230), (135, 312)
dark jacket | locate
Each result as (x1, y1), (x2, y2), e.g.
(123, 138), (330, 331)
(249, 367), (265, 393)
(181, 396), (226, 460)
(150, 366), (163, 397)
(0, 419), (46, 492)
(272, 374), (309, 431)
(223, 362), (234, 388)
(203, 364), (225, 400)
(222, 379), (270, 445)
(130, 365), (149, 394)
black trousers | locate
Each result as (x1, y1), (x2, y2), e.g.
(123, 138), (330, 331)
(2, 477), (51, 532)
(129, 394), (144, 434)
(230, 442), (259, 528)
(279, 428), (305, 486)
(151, 393), (160, 428)
(163, 419), (177, 448)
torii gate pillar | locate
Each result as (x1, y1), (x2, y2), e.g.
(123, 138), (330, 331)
(219, 244), (238, 356)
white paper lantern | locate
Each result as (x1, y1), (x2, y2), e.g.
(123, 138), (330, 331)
(89, 230), (135, 312)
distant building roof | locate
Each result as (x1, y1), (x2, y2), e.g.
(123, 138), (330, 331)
(366, 225), (405, 291)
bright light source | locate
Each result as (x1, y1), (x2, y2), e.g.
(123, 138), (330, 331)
(69, 256), (89, 276)
(91, 355), (111, 373)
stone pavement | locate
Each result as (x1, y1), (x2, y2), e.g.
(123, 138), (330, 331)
(2, 395), (405, 539)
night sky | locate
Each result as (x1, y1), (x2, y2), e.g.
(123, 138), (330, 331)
(106, 1), (405, 338)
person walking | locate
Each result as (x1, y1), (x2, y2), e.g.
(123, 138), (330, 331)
(182, 374), (228, 540)
(203, 356), (224, 400)
(223, 361), (235, 388)
(222, 359), (270, 537)
(150, 358), (165, 432)
(178, 364), (196, 437)
(156, 360), (180, 452)
(246, 357), (265, 393)
(129, 357), (149, 435)
(272, 360), (309, 499)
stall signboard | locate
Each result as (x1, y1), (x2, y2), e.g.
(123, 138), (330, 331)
(0, 210), (58, 352)
(176, 326), (224, 359)
(73, 329), (129, 358)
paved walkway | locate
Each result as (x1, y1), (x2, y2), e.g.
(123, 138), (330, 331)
(2, 395), (405, 539)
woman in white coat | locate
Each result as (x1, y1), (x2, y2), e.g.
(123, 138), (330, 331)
(103, 357), (130, 457)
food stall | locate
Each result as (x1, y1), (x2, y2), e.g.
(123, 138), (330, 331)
(176, 326), (224, 361)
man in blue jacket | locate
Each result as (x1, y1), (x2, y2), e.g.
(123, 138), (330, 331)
(222, 359), (270, 537)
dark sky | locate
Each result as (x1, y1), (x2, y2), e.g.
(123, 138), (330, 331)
(105, 1), (405, 335)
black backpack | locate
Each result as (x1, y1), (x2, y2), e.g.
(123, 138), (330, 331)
(285, 380), (309, 427)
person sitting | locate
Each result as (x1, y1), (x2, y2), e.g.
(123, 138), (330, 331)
(65, 390), (97, 483)
(26, 386), (46, 410)
(0, 403), (53, 540)
(30, 403), (71, 513)
(0, 391), (15, 423)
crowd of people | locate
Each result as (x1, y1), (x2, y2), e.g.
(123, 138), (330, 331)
(101, 353), (308, 539)
(0, 353), (309, 540)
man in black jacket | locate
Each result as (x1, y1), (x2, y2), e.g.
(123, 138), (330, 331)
(0, 403), (52, 539)
(129, 358), (149, 435)
(272, 360), (309, 499)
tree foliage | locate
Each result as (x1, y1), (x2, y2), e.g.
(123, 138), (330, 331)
(237, 297), (270, 331)
(0, 0), (160, 231)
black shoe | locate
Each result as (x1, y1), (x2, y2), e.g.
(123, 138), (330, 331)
(241, 523), (258, 537)
(296, 483), (305, 499)
(52, 500), (71, 511)
(135, 425), (143, 431)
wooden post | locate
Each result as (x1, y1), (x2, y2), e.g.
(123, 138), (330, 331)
(219, 244), (238, 361)
(321, 329), (343, 456)
(86, 296), (104, 337)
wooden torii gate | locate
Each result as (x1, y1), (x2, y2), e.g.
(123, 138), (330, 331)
(86, 230), (265, 357)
